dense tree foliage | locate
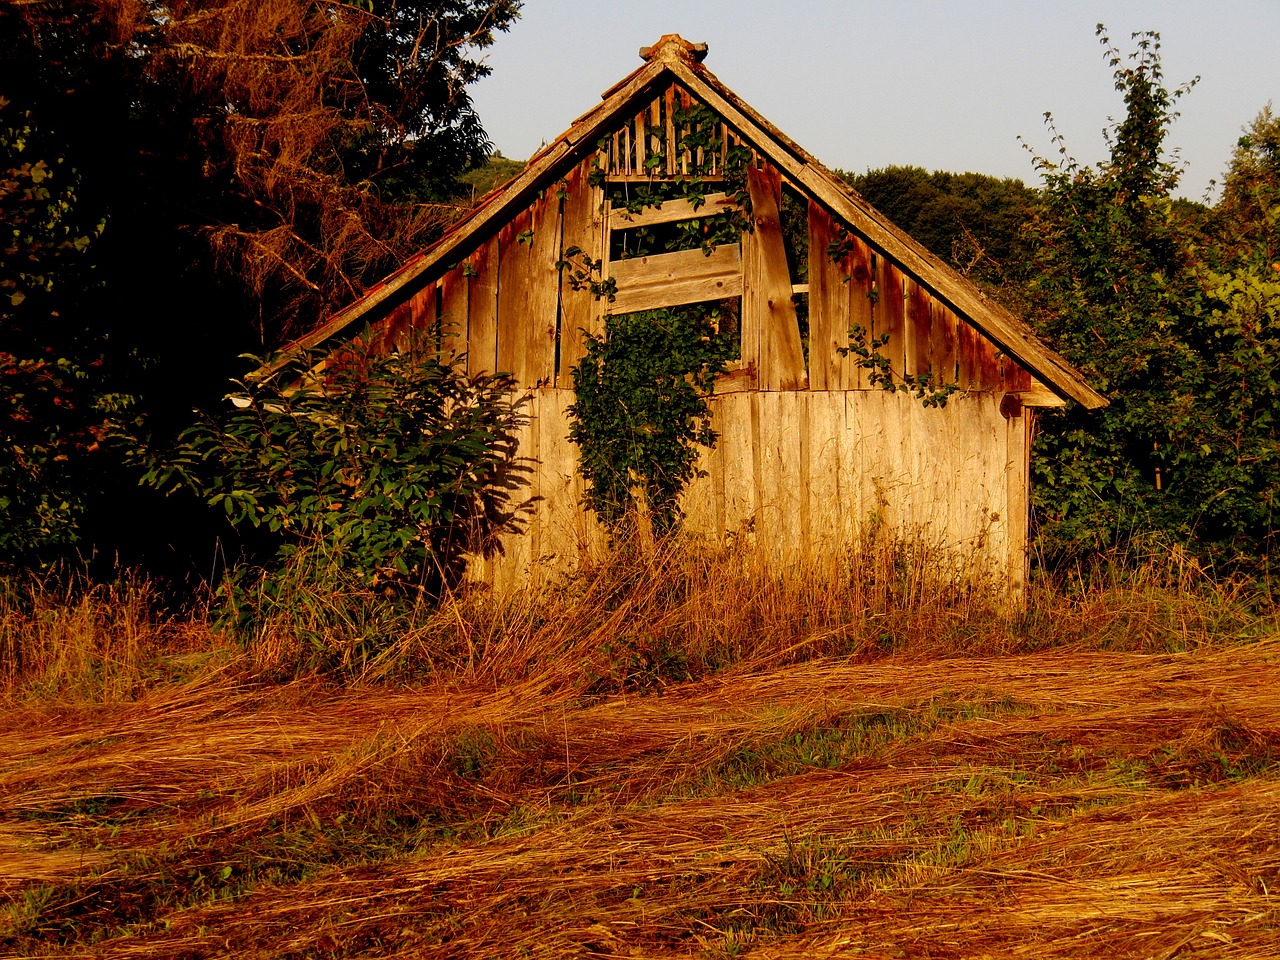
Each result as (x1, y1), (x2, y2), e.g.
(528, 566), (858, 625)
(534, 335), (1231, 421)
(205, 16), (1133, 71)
(841, 165), (1039, 310)
(138, 343), (528, 596)
(1026, 28), (1280, 573)
(0, 0), (519, 571)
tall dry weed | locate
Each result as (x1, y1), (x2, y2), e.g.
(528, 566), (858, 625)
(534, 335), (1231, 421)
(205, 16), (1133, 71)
(0, 572), (229, 703)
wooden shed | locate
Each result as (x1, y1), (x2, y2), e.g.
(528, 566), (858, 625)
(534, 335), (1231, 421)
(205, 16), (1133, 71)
(276, 35), (1105, 593)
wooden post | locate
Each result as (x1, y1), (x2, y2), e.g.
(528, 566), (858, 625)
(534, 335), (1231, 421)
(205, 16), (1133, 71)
(744, 164), (806, 391)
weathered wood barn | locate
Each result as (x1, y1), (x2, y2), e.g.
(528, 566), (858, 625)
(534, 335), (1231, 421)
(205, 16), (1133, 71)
(278, 35), (1105, 593)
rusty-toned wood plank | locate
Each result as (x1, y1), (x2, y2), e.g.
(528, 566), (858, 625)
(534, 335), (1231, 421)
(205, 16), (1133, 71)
(371, 297), (412, 355)
(438, 269), (466, 362)
(905, 278), (932, 380)
(466, 238), (499, 376)
(976, 338), (1001, 391)
(931, 301), (959, 386)
(495, 208), (532, 380)
(1007, 359), (1033, 392)
(403, 281), (438, 355)
(608, 243), (743, 315)
(875, 257), (906, 386)
(956, 317), (980, 390)
(806, 201), (849, 391)
(744, 164), (806, 391)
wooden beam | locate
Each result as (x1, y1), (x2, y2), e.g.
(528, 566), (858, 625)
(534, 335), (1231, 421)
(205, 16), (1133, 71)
(608, 192), (739, 230)
(744, 164), (806, 391)
(608, 243), (742, 314)
(806, 200), (850, 391)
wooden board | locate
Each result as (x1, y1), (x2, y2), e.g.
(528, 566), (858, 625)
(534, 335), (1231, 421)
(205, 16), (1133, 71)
(1006, 407), (1031, 601)
(956, 317), (980, 390)
(805, 391), (846, 571)
(717, 392), (757, 547)
(475, 387), (1029, 597)
(496, 194), (562, 387)
(905, 278), (932, 380)
(744, 164), (806, 391)
(558, 159), (605, 384)
(438, 268), (467, 363)
(806, 201), (850, 391)
(931, 301), (959, 386)
(847, 235), (876, 390)
(875, 258), (907, 386)
(608, 243), (743, 314)
(609, 193), (740, 230)
(466, 239), (499, 376)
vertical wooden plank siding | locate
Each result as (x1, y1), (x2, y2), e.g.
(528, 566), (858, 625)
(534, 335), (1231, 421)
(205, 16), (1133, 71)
(875, 257), (906, 385)
(905, 279), (932, 380)
(956, 318), (980, 390)
(476, 389), (1025, 595)
(756, 393), (797, 567)
(1006, 407), (1032, 600)
(527, 192), (564, 386)
(496, 196), (561, 387)
(847, 235), (876, 390)
(372, 297), (412, 354)
(805, 391), (845, 571)
(534, 390), (581, 572)
(806, 201), (850, 391)
(405, 282), (438, 353)
(977, 336), (1001, 391)
(744, 164), (806, 391)
(717, 392), (757, 545)
(438, 268), (467, 362)
(487, 392), (533, 595)
(466, 239), (499, 376)
(558, 160), (605, 384)
(1006, 360), (1033, 392)
(664, 87), (678, 176)
(932, 302), (959, 386)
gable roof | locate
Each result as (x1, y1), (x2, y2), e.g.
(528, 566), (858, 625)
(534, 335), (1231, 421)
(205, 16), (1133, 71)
(268, 35), (1105, 410)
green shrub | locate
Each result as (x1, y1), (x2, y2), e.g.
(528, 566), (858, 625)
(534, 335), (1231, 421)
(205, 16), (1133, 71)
(140, 340), (530, 596)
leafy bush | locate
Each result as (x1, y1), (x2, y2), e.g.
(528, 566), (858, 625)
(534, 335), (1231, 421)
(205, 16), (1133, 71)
(1025, 28), (1280, 574)
(141, 341), (530, 595)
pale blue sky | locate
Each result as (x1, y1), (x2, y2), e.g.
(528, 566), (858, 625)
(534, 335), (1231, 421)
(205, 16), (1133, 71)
(470, 1), (1280, 201)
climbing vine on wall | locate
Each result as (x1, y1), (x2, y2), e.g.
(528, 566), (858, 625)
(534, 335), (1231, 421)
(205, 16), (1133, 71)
(568, 305), (733, 535)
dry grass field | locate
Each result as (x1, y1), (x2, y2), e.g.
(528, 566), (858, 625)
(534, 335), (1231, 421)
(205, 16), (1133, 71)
(2, 544), (1278, 958)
